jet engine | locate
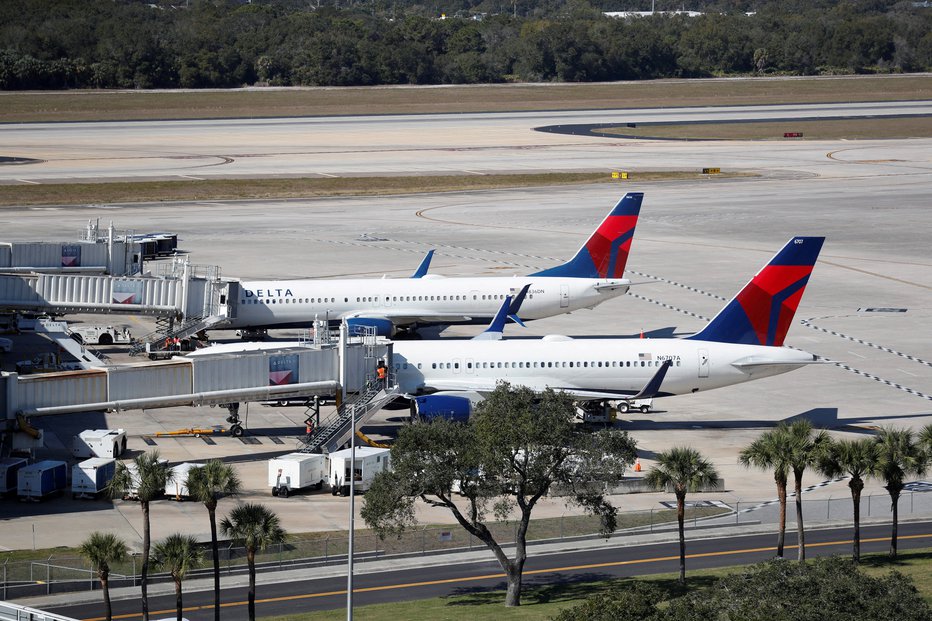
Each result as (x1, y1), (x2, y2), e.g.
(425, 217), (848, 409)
(346, 317), (394, 337)
(410, 394), (472, 422)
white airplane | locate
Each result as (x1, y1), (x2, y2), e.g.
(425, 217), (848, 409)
(394, 236), (826, 419)
(226, 193), (643, 337)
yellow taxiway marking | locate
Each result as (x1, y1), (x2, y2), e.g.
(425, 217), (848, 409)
(85, 531), (932, 621)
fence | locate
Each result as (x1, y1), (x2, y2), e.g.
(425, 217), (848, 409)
(2, 491), (929, 601)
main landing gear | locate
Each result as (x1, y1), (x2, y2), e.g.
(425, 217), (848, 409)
(223, 403), (244, 437)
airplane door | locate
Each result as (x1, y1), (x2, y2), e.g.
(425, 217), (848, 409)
(453, 358), (462, 374)
(466, 358), (474, 375)
(698, 349), (710, 378)
(560, 285), (569, 308)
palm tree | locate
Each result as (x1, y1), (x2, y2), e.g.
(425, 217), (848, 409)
(786, 420), (830, 561)
(874, 428), (928, 558)
(739, 424), (793, 558)
(78, 532), (128, 621)
(107, 450), (173, 621)
(152, 534), (203, 621)
(220, 503), (286, 621)
(817, 437), (879, 563)
(920, 423), (932, 453)
(186, 459), (242, 621)
(645, 446), (719, 583)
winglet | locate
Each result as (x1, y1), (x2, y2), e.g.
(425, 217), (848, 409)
(411, 250), (435, 278)
(529, 193), (643, 279)
(507, 283), (530, 327)
(473, 294), (513, 341)
(689, 236), (825, 346)
(629, 360), (672, 400)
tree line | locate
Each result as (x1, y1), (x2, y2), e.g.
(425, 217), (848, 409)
(1, 0), (929, 90)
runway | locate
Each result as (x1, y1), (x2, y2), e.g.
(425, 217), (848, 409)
(1, 101), (930, 183)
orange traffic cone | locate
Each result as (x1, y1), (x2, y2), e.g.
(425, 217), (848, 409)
(639, 329), (644, 339)
(634, 457), (642, 472)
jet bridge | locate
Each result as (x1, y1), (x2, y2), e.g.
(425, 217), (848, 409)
(1, 326), (393, 452)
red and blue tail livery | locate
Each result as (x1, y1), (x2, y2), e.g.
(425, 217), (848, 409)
(690, 236), (825, 347)
(531, 192), (643, 279)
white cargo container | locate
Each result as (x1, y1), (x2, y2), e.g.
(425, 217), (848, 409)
(121, 458), (169, 499)
(72, 458), (116, 499)
(328, 447), (391, 497)
(268, 453), (327, 498)
(17, 460), (67, 501)
(168, 462), (203, 500)
(0, 457), (28, 495)
(73, 429), (127, 459)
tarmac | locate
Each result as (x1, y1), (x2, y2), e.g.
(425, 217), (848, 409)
(1, 103), (931, 571)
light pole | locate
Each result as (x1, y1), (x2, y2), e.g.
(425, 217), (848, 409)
(347, 404), (357, 621)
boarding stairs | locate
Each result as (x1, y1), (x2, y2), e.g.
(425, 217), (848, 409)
(299, 379), (400, 454)
(19, 318), (108, 369)
(129, 313), (229, 356)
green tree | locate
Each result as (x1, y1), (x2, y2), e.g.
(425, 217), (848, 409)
(817, 437), (879, 563)
(77, 532), (128, 621)
(873, 428), (927, 558)
(107, 451), (173, 621)
(362, 383), (637, 607)
(186, 460), (242, 621)
(152, 534), (203, 621)
(220, 503), (286, 621)
(662, 557), (931, 621)
(645, 446), (719, 584)
(786, 419), (830, 561)
(738, 423), (794, 558)
(919, 423), (932, 453)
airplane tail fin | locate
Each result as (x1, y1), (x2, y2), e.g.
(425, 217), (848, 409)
(530, 192), (643, 279)
(689, 236), (825, 346)
(411, 250), (435, 278)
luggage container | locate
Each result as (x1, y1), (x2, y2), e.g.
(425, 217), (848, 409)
(121, 458), (169, 499)
(17, 460), (67, 501)
(268, 453), (327, 498)
(168, 462), (203, 500)
(72, 458), (116, 499)
(328, 447), (391, 497)
(0, 457), (28, 496)
(73, 429), (127, 459)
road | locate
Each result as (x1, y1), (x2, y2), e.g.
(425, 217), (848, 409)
(45, 520), (932, 620)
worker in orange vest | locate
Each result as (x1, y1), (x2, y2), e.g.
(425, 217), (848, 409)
(376, 360), (387, 389)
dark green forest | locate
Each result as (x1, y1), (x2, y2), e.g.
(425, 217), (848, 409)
(1, 0), (929, 89)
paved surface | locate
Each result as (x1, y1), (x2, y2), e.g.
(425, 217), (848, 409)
(19, 519), (932, 619)
(1, 101), (931, 566)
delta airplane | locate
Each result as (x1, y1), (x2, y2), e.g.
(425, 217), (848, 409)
(226, 193), (643, 337)
(396, 236), (826, 419)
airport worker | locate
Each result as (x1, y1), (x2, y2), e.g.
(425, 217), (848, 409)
(376, 360), (387, 388)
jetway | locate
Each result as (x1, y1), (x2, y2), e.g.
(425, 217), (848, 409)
(0, 221), (144, 276)
(2, 329), (393, 451)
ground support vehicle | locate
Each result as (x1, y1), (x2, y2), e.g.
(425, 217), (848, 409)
(168, 462), (202, 500)
(0, 457), (28, 496)
(17, 460), (67, 501)
(269, 453), (327, 498)
(73, 429), (127, 459)
(72, 458), (116, 499)
(328, 447), (391, 497)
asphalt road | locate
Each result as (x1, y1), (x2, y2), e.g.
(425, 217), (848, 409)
(46, 520), (932, 621)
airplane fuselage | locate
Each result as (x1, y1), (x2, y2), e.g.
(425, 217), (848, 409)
(228, 275), (629, 331)
(391, 336), (817, 398)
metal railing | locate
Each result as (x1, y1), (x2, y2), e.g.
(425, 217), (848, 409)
(3, 491), (929, 601)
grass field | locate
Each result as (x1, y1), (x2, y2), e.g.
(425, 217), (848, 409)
(257, 548), (932, 621)
(1, 75), (930, 123)
(0, 171), (749, 207)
